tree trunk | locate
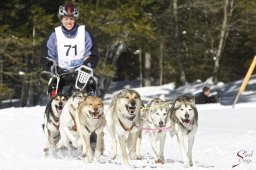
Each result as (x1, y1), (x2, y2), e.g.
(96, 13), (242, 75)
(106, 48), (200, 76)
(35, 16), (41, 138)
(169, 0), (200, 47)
(173, 0), (179, 38)
(159, 41), (163, 85)
(173, 0), (186, 85)
(213, 0), (234, 84)
(21, 76), (29, 107)
(144, 52), (151, 86)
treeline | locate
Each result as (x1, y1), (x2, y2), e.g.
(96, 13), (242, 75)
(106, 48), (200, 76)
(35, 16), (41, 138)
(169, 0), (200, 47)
(0, 0), (255, 107)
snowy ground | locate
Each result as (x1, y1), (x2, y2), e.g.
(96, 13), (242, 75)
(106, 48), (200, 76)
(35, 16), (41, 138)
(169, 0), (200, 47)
(0, 79), (256, 170)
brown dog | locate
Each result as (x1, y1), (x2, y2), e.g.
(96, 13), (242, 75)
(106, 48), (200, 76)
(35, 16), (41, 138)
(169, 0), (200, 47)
(76, 96), (105, 162)
(105, 89), (143, 165)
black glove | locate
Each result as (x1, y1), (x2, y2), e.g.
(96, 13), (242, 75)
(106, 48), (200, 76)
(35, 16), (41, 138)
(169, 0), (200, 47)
(42, 57), (53, 72)
(83, 56), (98, 68)
(56, 66), (65, 75)
(83, 58), (92, 68)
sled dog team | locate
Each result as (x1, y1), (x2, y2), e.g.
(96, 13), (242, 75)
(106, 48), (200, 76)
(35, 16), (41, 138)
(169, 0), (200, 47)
(43, 89), (198, 168)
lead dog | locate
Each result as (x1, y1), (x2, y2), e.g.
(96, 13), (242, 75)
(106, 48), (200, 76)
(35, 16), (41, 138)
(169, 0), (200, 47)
(142, 98), (172, 164)
(169, 95), (198, 168)
(43, 94), (68, 156)
(105, 89), (143, 165)
(76, 96), (105, 162)
(56, 91), (87, 157)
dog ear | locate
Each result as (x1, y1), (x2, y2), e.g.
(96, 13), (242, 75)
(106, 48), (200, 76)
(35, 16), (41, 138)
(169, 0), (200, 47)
(168, 102), (173, 109)
(189, 96), (196, 106)
(120, 89), (128, 97)
(140, 107), (148, 122)
(174, 100), (181, 109)
(133, 90), (141, 99)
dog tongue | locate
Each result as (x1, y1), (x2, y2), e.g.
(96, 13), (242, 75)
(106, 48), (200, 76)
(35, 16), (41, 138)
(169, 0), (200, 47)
(56, 106), (63, 114)
(92, 112), (101, 118)
(57, 108), (62, 114)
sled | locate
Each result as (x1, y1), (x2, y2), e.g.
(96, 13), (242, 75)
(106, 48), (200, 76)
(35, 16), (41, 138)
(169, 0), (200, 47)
(40, 57), (94, 97)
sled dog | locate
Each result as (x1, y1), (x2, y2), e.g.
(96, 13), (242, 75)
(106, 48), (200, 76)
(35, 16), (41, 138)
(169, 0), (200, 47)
(169, 95), (198, 168)
(56, 91), (87, 156)
(43, 94), (67, 156)
(105, 89), (143, 165)
(143, 98), (172, 164)
(76, 96), (106, 162)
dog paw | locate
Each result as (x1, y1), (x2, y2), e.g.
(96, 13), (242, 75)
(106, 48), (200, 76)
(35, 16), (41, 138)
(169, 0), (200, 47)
(122, 160), (129, 166)
(93, 157), (99, 162)
(155, 159), (164, 164)
(136, 154), (142, 160)
(43, 148), (49, 157)
(183, 163), (192, 168)
(79, 153), (87, 160)
(110, 154), (116, 160)
(94, 150), (101, 158)
(129, 154), (137, 160)
(160, 155), (165, 161)
(130, 154), (142, 160)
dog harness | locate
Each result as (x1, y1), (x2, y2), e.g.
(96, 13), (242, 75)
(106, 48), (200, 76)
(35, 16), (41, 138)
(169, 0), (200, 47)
(48, 111), (60, 129)
(118, 118), (138, 132)
(143, 119), (172, 133)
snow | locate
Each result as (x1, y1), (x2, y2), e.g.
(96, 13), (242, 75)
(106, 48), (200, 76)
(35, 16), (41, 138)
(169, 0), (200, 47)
(0, 76), (256, 170)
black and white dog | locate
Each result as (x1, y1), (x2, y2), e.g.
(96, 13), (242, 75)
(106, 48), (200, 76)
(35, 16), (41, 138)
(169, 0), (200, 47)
(42, 94), (67, 156)
(169, 95), (198, 168)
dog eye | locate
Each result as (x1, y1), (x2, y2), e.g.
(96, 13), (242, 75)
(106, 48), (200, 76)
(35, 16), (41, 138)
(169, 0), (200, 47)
(156, 113), (159, 115)
(189, 109), (192, 111)
(163, 113), (167, 116)
(180, 108), (184, 111)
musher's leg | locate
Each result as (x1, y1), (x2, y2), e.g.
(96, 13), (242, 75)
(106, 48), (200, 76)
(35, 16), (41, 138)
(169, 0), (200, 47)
(48, 77), (57, 98)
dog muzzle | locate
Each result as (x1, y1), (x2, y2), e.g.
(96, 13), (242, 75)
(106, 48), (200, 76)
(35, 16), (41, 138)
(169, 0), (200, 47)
(89, 111), (102, 119)
(56, 105), (64, 114)
(125, 105), (136, 114)
(181, 118), (192, 128)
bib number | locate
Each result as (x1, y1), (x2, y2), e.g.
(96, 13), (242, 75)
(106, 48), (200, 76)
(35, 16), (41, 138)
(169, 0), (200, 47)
(64, 45), (77, 56)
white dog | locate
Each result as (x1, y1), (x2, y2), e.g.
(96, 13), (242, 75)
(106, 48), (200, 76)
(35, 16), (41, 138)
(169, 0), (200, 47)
(142, 98), (172, 164)
(169, 95), (198, 168)
(56, 91), (86, 156)
(105, 89), (143, 165)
